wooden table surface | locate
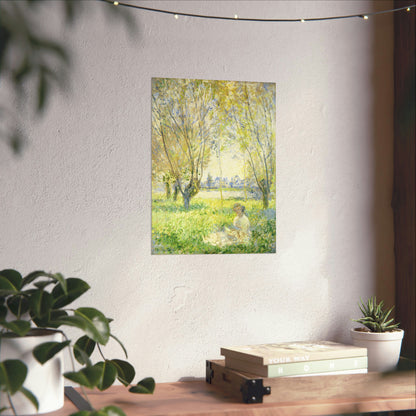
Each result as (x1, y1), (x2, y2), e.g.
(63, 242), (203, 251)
(51, 376), (416, 416)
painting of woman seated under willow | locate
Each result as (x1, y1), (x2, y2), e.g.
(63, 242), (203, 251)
(151, 77), (276, 255)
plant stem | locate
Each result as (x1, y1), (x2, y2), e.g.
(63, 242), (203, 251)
(7, 393), (17, 416)
(61, 332), (93, 410)
(97, 343), (106, 361)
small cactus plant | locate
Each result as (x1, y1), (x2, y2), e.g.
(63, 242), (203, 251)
(353, 296), (400, 333)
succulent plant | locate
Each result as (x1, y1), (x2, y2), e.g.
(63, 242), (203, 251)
(353, 296), (400, 333)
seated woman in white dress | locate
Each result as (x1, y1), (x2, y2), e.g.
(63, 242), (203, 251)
(203, 203), (251, 248)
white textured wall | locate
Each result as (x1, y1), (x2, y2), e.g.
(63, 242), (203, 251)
(0, 1), (394, 382)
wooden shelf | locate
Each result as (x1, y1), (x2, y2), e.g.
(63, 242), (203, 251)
(50, 368), (415, 416)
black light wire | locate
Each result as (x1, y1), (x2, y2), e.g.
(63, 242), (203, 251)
(99, 1), (415, 23)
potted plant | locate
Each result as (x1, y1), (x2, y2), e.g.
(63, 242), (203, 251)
(0, 269), (155, 416)
(351, 296), (404, 372)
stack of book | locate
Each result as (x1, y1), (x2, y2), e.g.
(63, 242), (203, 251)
(220, 341), (368, 378)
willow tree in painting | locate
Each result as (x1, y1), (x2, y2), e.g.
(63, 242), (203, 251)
(152, 78), (276, 255)
(152, 78), (216, 210)
(233, 83), (275, 209)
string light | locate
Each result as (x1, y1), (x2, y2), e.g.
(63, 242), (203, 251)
(100, 0), (415, 23)
(174, 14), (179, 20)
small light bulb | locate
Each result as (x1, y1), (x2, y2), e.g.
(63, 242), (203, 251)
(234, 14), (238, 19)
(174, 14), (179, 19)
(406, 7), (411, 12)
(363, 15), (369, 20)
(113, 1), (119, 5)
(300, 18), (305, 23)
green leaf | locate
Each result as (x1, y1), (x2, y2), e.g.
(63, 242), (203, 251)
(19, 386), (39, 411)
(64, 366), (102, 389)
(52, 278), (90, 309)
(22, 270), (50, 287)
(23, 271), (67, 293)
(94, 361), (117, 391)
(74, 336), (96, 365)
(72, 349), (92, 368)
(110, 360), (135, 386)
(0, 276), (19, 296)
(74, 308), (110, 345)
(69, 406), (127, 416)
(12, 56), (32, 84)
(0, 359), (27, 395)
(0, 270), (22, 291)
(50, 315), (90, 333)
(37, 67), (48, 113)
(0, 320), (31, 336)
(94, 406), (127, 416)
(0, 305), (7, 321)
(5, 127), (23, 156)
(33, 280), (55, 290)
(128, 377), (155, 394)
(51, 273), (67, 294)
(53, 309), (109, 345)
(7, 295), (29, 317)
(46, 310), (69, 329)
(29, 290), (53, 320)
(68, 412), (91, 416)
(33, 340), (70, 364)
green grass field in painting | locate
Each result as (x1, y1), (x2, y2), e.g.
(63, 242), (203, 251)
(152, 191), (276, 254)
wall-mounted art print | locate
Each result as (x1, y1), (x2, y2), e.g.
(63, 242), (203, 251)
(151, 77), (276, 255)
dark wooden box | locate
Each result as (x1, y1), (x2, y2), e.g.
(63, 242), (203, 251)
(206, 359), (416, 407)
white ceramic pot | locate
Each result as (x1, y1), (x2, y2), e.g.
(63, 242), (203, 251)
(0, 329), (64, 415)
(350, 328), (404, 372)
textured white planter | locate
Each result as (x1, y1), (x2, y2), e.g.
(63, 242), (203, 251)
(0, 329), (64, 415)
(350, 328), (404, 372)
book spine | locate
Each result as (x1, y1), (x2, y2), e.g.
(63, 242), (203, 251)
(263, 349), (367, 365)
(226, 356), (368, 377)
(267, 356), (368, 377)
(221, 346), (368, 365)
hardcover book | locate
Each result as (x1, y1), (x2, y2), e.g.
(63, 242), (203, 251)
(220, 341), (368, 366)
(225, 355), (368, 377)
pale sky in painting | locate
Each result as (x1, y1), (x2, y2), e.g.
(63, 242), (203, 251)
(203, 148), (245, 181)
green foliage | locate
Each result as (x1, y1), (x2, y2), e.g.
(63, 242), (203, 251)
(110, 359), (135, 386)
(353, 296), (400, 333)
(152, 194), (276, 254)
(0, 269), (154, 415)
(70, 405), (127, 416)
(33, 340), (71, 364)
(0, 360), (28, 395)
(0, 1), (135, 154)
(129, 377), (156, 394)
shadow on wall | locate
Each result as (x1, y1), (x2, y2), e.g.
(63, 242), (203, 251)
(327, 4), (395, 344)
(371, 8), (395, 306)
